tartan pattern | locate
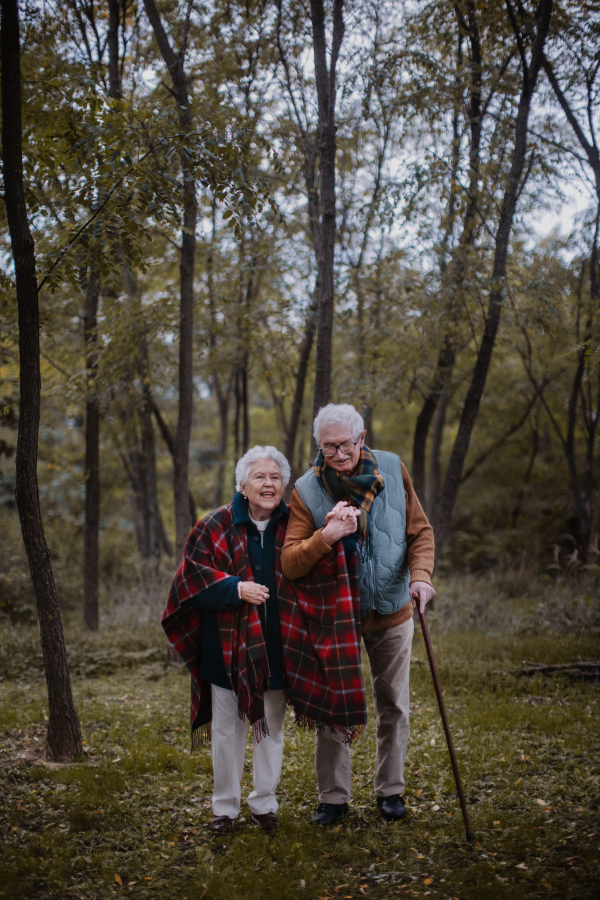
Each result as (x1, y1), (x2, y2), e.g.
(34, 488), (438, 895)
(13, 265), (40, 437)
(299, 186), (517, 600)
(276, 534), (367, 743)
(313, 445), (385, 538)
(162, 503), (288, 747)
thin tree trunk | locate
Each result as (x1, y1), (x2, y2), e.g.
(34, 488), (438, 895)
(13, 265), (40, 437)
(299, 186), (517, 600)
(1, 0), (82, 761)
(310, 0), (345, 420)
(211, 373), (231, 508)
(412, 7), (479, 498)
(107, 0), (122, 100)
(433, 0), (553, 557)
(412, 341), (454, 502)
(83, 273), (100, 630)
(150, 397), (197, 526)
(242, 356), (249, 453)
(139, 402), (161, 558)
(144, 0), (197, 558)
(426, 392), (447, 519)
(123, 269), (170, 557)
(284, 293), (318, 471)
(512, 408), (540, 528)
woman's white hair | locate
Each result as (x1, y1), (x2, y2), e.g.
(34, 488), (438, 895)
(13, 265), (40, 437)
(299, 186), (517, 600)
(313, 403), (365, 446)
(235, 445), (291, 492)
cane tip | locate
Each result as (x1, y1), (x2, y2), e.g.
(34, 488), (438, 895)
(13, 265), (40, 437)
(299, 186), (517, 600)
(466, 831), (476, 842)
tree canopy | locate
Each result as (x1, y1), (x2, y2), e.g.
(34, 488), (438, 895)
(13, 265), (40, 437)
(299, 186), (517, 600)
(2, 0), (600, 631)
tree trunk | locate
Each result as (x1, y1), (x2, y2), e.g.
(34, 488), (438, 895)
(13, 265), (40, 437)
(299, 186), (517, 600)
(83, 273), (100, 630)
(107, 0), (122, 100)
(426, 391), (447, 519)
(123, 269), (170, 557)
(143, 0), (196, 558)
(284, 139), (320, 469)
(310, 0), (345, 420)
(511, 408), (540, 528)
(411, 6), (480, 499)
(139, 400), (162, 559)
(284, 293), (318, 473)
(432, 0), (553, 558)
(412, 341), (454, 502)
(211, 373), (231, 508)
(150, 397), (197, 525)
(1, 0), (82, 761)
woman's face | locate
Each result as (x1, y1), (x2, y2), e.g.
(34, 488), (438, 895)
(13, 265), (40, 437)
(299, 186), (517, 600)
(243, 459), (283, 518)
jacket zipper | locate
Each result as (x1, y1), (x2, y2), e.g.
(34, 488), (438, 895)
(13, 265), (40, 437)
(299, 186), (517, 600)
(368, 555), (376, 613)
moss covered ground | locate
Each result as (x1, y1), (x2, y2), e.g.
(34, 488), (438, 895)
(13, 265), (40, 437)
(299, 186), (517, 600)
(1, 583), (599, 900)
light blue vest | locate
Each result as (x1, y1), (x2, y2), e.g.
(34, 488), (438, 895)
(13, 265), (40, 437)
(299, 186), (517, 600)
(295, 450), (411, 619)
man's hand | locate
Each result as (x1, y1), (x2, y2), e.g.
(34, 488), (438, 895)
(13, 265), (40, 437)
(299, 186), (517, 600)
(239, 582), (269, 605)
(410, 580), (435, 615)
(321, 501), (360, 545)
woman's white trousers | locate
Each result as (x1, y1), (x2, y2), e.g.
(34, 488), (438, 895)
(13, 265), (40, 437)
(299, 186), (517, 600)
(210, 685), (286, 819)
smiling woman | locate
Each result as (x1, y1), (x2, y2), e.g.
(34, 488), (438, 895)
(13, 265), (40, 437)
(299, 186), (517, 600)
(162, 445), (291, 838)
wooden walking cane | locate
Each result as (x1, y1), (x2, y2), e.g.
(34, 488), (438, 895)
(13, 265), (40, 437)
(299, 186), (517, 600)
(417, 606), (475, 842)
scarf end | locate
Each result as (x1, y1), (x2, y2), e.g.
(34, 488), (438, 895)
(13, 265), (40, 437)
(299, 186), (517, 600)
(191, 722), (212, 751)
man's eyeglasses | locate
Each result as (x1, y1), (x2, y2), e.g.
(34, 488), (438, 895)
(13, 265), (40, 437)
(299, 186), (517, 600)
(320, 437), (362, 458)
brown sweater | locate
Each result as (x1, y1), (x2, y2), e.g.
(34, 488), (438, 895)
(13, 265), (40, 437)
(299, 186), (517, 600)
(281, 461), (435, 635)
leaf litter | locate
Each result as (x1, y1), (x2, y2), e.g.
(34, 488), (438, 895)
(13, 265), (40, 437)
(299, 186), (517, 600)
(0, 616), (598, 899)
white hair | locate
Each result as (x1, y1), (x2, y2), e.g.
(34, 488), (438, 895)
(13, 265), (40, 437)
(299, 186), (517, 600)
(235, 445), (291, 492)
(313, 403), (364, 446)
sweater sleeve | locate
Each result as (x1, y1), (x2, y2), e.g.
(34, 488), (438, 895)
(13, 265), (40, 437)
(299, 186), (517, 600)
(189, 575), (243, 611)
(401, 461), (435, 585)
(280, 488), (333, 580)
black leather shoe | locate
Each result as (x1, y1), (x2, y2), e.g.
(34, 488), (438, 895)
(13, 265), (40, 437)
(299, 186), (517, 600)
(377, 794), (406, 820)
(312, 802), (349, 826)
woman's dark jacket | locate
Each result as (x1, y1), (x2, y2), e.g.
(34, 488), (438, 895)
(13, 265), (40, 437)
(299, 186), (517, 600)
(189, 492), (288, 691)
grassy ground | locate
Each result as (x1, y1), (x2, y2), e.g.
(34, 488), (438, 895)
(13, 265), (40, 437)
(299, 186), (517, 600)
(0, 580), (599, 900)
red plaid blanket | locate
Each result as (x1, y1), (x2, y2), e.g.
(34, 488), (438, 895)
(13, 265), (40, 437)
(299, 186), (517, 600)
(162, 503), (287, 747)
(163, 503), (367, 750)
(277, 539), (367, 743)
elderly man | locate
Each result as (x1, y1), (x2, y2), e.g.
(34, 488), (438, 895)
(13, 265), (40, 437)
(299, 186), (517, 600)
(281, 403), (435, 825)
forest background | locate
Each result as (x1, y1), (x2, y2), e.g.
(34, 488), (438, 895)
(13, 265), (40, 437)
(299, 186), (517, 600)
(1, 3), (600, 899)
(1, 0), (600, 647)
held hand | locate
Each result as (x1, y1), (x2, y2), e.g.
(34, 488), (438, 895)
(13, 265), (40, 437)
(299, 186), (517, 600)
(239, 582), (269, 605)
(321, 502), (360, 545)
(410, 581), (436, 616)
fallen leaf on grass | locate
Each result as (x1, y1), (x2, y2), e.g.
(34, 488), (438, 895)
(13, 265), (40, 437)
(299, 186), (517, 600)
(516, 863), (527, 870)
(300, 880), (306, 888)
(423, 878), (433, 885)
(160, 852), (169, 859)
(535, 799), (549, 806)
(114, 875), (122, 886)
(432, 805), (440, 811)
(334, 886), (350, 893)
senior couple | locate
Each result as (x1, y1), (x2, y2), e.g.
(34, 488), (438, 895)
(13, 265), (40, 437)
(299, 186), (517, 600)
(163, 403), (435, 835)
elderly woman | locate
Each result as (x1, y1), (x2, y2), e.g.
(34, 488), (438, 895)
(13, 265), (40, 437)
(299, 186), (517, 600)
(162, 446), (291, 836)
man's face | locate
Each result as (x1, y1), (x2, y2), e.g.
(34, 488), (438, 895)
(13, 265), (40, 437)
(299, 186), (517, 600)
(318, 423), (366, 475)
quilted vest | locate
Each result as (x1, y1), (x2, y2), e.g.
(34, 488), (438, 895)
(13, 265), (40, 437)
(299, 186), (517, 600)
(295, 450), (410, 618)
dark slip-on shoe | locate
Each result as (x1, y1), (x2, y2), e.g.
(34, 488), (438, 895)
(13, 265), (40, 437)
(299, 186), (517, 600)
(209, 815), (235, 835)
(376, 794), (407, 820)
(251, 812), (280, 833)
(312, 802), (349, 826)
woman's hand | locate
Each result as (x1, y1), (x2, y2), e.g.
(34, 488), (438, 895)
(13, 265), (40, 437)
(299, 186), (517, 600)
(239, 582), (269, 605)
(321, 501), (360, 545)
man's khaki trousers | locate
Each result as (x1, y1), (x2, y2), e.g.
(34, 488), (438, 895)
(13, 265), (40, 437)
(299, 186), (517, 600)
(315, 616), (414, 804)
